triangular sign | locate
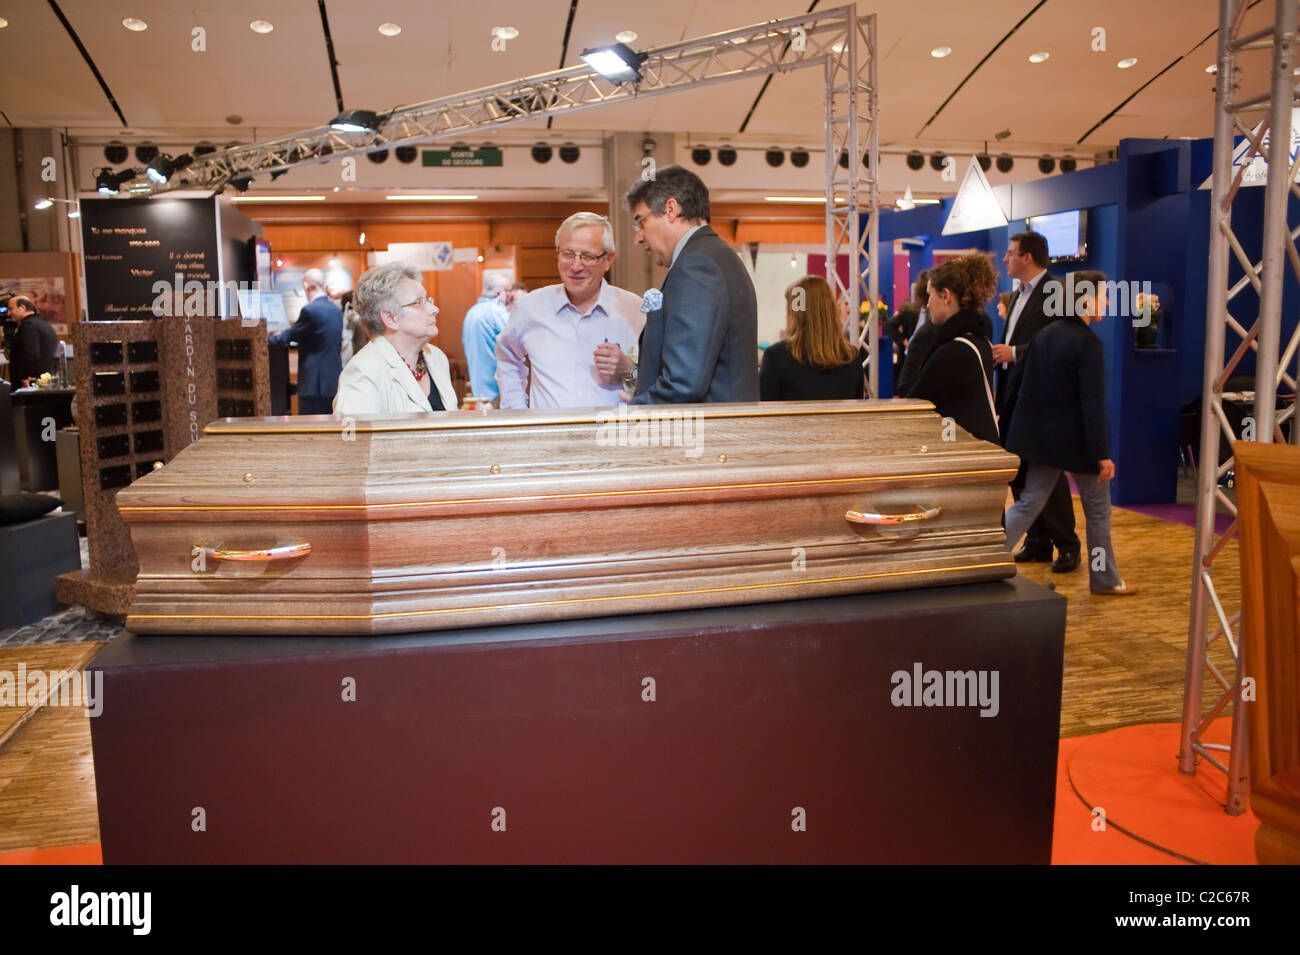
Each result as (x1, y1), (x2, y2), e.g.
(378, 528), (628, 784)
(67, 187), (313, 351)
(896, 185), (916, 210)
(942, 157), (1009, 235)
(1198, 108), (1300, 189)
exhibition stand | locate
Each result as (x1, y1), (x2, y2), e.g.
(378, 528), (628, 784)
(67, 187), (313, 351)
(89, 577), (1065, 864)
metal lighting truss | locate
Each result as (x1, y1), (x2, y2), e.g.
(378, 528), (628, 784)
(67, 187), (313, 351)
(1181, 0), (1300, 814)
(144, 7), (880, 390)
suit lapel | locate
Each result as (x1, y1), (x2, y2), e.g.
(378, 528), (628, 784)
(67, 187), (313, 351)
(378, 336), (429, 409)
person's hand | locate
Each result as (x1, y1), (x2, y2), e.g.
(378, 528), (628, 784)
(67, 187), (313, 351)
(1098, 459), (1116, 482)
(991, 343), (1015, 364)
(593, 342), (633, 386)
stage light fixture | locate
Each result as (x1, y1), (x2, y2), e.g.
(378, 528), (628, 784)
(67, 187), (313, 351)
(559, 144), (581, 163)
(146, 153), (194, 185)
(1037, 154), (1056, 174)
(395, 146), (417, 164)
(230, 176), (253, 193)
(104, 142), (128, 164)
(330, 109), (381, 133)
(996, 153), (1014, 173)
(532, 144), (554, 163)
(580, 43), (647, 84)
(906, 151), (925, 171)
(135, 143), (159, 164)
(929, 152), (947, 171)
(789, 148), (810, 168)
(977, 153), (992, 172)
(1059, 155), (1077, 173)
(691, 147), (711, 166)
(765, 149), (785, 168)
(192, 142), (217, 157)
(367, 149), (389, 163)
(838, 151), (849, 169)
(34, 198), (54, 210)
(96, 168), (118, 195)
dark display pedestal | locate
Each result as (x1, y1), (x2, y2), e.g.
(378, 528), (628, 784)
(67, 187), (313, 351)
(90, 577), (1066, 864)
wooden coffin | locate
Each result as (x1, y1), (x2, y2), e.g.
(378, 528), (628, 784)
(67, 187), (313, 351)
(118, 400), (1020, 635)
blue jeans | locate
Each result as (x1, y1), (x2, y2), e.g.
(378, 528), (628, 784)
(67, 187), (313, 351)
(1004, 465), (1122, 589)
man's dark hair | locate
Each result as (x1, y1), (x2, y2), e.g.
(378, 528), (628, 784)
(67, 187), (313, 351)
(10, 296), (36, 313)
(1010, 231), (1049, 268)
(624, 165), (710, 222)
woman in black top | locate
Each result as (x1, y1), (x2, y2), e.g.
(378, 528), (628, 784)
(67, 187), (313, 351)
(904, 254), (999, 443)
(884, 271), (928, 384)
(760, 275), (866, 401)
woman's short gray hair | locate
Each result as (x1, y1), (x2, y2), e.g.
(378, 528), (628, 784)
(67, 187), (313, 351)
(355, 262), (422, 336)
(556, 212), (615, 253)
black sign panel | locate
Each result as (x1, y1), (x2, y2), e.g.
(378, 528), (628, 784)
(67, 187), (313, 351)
(80, 197), (219, 321)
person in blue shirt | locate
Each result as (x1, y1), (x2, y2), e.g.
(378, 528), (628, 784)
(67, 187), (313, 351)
(462, 276), (511, 402)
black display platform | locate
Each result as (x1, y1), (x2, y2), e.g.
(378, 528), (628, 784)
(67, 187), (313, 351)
(89, 576), (1066, 864)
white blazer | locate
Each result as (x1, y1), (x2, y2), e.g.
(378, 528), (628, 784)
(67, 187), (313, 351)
(333, 335), (458, 415)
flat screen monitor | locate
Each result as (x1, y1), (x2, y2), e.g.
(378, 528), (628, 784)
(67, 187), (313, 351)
(1026, 209), (1088, 264)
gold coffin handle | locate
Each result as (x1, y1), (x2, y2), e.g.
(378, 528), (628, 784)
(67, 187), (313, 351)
(845, 505), (943, 526)
(209, 542), (312, 562)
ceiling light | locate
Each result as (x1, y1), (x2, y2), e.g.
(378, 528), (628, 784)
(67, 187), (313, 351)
(532, 144), (553, 163)
(691, 147), (711, 165)
(1028, 51), (1050, 64)
(790, 148), (810, 168)
(559, 144), (581, 163)
(492, 26), (519, 40)
(765, 149), (785, 168)
(330, 109), (381, 133)
(906, 151), (925, 170)
(831, 41), (845, 54)
(230, 195), (327, 202)
(615, 31), (638, 44)
(765, 196), (826, 203)
(122, 18), (147, 32)
(67, 210), (80, 219)
(930, 46), (952, 58)
(358, 232), (366, 245)
(717, 147), (737, 166)
(1037, 155), (1056, 174)
(1117, 57), (1138, 69)
(250, 20), (274, 34)
(34, 198), (54, 210)
(145, 153), (194, 185)
(1060, 156), (1078, 173)
(384, 195), (478, 201)
(996, 154), (1014, 173)
(929, 152), (948, 171)
(581, 43), (647, 84)
(378, 22), (402, 37)
(0, 18), (9, 28)
(1206, 64), (1218, 74)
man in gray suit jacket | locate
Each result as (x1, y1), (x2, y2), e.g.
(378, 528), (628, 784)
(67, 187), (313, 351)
(623, 166), (758, 404)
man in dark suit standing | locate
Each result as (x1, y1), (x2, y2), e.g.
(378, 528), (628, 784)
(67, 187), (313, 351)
(994, 232), (1080, 573)
(6, 296), (57, 387)
(1004, 270), (1136, 596)
(622, 166), (757, 404)
(271, 269), (343, 415)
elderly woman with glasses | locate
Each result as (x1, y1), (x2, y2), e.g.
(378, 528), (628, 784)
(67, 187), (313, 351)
(334, 262), (458, 415)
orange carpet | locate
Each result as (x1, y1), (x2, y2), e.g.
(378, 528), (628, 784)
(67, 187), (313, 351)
(1053, 719), (1259, 864)
(0, 722), (1260, 865)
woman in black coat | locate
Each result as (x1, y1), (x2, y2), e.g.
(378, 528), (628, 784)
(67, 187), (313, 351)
(902, 255), (999, 444)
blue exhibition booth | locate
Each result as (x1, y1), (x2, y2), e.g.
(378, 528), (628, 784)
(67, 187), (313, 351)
(876, 137), (1300, 506)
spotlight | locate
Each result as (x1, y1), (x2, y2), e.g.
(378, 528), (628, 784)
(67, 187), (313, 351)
(977, 153), (992, 172)
(146, 153), (194, 185)
(765, 149), (785, 168)
(367, 149), (389, 163)
(269, 169), (289, 182)
(135, 143), (159, 164)
(34, 198), (54, 210)
(1037, 154), (1056, 174)
(996, 153), (1014, 173)
(395, 146), (417, 164)
(717, 147), (737, 166)
(96, 168), (118, 195)
(906, 151), (925, 171)
(580, 42), (647, 84)
(330, 109), (381, 133)
(104, 142), (129, 164)
(531, 144), (554, 163)
(229, 176), (253, 193)
(929, 152), (947, 171)
(790, 148), (810, 168)
(1060, 155), (1077, 173)
(559, 144), (580, 164)
(691, 147), (711, 166)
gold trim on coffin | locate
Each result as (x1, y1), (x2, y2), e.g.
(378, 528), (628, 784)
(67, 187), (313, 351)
(119, 468), (1020, 513)
(127, 560), (1015, 623)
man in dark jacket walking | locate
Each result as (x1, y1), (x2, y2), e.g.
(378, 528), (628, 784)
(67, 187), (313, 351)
(6, 296), (57, 387)
(271, 269), (343, 415)
(1003, 271), (1136, 596)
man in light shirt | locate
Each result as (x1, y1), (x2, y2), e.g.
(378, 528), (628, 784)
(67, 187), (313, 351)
(495, 213), (644, 409)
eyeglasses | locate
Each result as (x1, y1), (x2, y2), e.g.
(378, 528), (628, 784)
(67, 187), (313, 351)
(631, 211), (661, 233)
(400, 296), (438, 315)
(557, 249), (608, 264)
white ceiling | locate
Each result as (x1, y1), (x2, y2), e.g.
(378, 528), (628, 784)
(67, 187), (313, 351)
(0, 0), (1264, 149)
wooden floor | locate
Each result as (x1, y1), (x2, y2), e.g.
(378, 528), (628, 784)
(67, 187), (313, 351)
(0, 500), (1240, 852)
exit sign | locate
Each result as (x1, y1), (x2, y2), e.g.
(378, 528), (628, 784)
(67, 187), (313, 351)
(422, 148), (503, 167)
